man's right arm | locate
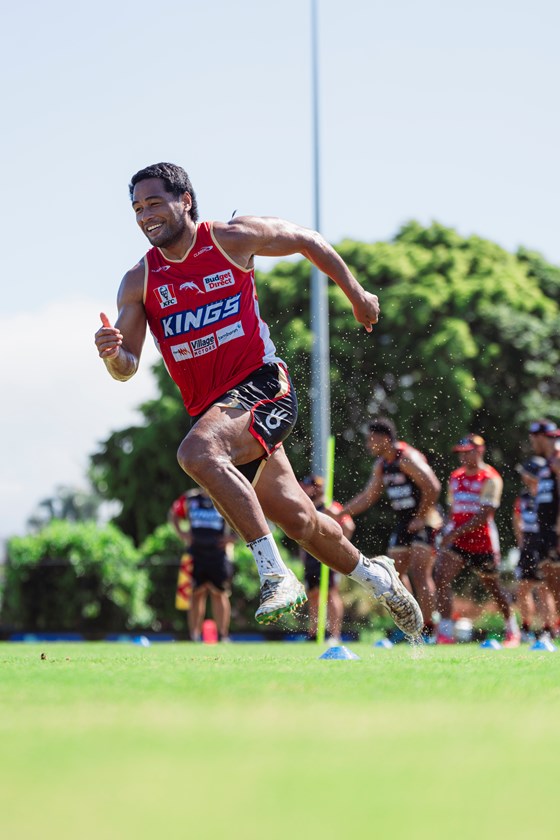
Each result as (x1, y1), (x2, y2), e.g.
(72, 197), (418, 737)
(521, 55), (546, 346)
(340, 461), (383, 518)
(94, 262), (147, 381)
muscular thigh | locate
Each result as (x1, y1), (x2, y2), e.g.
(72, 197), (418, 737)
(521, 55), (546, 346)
(186, 405), (265, 466)
(254, 447), (318, 530)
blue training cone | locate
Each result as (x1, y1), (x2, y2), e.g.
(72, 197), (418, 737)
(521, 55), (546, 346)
(530, 637), (557, 652)
(133, 635), (151, 647)
(319, 645), (360, 660)
(374, 638), (394, 649)
(480, 638), (502, 650)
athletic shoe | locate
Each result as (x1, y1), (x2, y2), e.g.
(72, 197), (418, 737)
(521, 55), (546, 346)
(372, 555), (424, 639)
(436, 634), (455, 645)
(503, 629), (521, 648)
(255, 570), (307, 625)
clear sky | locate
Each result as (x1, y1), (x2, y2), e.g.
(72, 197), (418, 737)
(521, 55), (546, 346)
(1, 0), (559, 539)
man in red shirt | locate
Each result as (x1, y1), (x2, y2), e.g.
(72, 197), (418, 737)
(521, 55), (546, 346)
(434, 434), (520, 646)
(94, 162), (422, 638)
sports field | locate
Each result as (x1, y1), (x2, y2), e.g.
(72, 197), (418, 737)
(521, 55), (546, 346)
(1, 641), (559, 840)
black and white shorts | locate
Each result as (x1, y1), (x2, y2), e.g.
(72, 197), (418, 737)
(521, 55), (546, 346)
(195, 362), (298, 484)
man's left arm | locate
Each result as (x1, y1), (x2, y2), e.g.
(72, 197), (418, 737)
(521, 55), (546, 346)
(400, 452), (441, 532)
(214, 216), (380, 332)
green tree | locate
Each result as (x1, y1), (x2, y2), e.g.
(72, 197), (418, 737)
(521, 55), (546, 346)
(26, 485), (105, 531)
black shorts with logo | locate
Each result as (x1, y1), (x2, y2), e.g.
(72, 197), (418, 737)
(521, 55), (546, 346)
(198, 362), (298, 484)
(304, 554), (338, 590)
(449, 545), (498, 575)
(538, 528), (559, 563)
(192, 546), (234, 592)
(389, 519), (436, 549)
(518, 535), (544, 581)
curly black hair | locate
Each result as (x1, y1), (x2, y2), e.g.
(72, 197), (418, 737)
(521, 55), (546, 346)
(129, 162), (199, 222)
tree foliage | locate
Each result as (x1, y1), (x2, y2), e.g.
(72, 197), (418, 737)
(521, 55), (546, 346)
(2, 521), (152, 633)
(90, 222), (560, 550)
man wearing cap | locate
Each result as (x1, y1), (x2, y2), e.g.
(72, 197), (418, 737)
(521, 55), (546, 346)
(434, 434), (520, 646)
(513, 456), (556, 641)
(299, 476), (355, 644)
(336, 417), (442, 637)
(529, 420), (560, 615)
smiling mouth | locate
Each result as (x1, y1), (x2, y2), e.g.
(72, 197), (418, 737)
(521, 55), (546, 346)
(146, 223), (164, 234)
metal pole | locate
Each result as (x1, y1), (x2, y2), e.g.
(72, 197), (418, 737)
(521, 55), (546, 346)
(310, 0), (330, 478)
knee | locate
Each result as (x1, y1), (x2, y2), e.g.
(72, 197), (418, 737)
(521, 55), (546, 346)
(177, 434), (208, 483)
(281, 504), (318, 544)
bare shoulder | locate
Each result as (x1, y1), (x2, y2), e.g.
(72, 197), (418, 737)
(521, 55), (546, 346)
(401, 446), (428, 470)
(118, 259), (146, 305)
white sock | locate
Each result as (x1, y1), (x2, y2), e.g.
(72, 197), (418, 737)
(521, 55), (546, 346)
(347, 554), (392, 597)
(506, 614), (519, 633)
(248, 534), (289, 580)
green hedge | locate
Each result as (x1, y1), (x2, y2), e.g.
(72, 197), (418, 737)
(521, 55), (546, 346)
(1, 520), (152, 633)
(1, 519), (377, 636)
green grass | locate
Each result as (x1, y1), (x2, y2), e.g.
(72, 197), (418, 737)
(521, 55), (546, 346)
(1, 641), (560, 840)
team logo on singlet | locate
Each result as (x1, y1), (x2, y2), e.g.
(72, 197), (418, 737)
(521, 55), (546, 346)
(190, 334), (217, 356)
(170, 342), (193, 362)
(193, 245), (214, 258)
(203, 269), (235, 292)
(154, 284), (177, 308)
(160, 294), (241, 338)
(179, 280), (204, 294)
(216, 320), (244, 345)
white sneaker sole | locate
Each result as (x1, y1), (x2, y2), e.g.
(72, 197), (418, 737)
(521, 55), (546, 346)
(373, 555), (424, 638)
(255, 573), (308, 625)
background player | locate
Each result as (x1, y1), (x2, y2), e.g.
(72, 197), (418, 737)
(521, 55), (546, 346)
(512, 457), (556, 642)
(434, 434), (520, 646)
(169, 488), (235, 642)
(528, 420), (560, 618)
(336, 417), (441, 637)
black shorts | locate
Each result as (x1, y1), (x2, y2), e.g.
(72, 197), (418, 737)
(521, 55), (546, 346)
(192, 549), (233, 592)
(448, 545), (498, 575)
(518, 536), (544, 581)
(538, 528), (559, 563)
(304, 555), (338, 590)
(201, 362), (298, 484)
(389, 520), (436, 549)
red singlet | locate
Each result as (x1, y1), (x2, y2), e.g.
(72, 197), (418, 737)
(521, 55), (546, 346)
(143, 221), (282, 416)
(448, 465), (503, 554)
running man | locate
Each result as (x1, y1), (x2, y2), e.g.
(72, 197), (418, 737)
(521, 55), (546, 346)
(299, 475), (355, 644)
(434, 434), (520, 646)
(335, 417), (441, 635)
(170, 488), (235, 642)
(94, 162), (422, 637)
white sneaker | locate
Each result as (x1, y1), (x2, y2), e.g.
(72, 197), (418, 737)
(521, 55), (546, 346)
(255, 570), (307, 625)
(372, 555), (424, 639)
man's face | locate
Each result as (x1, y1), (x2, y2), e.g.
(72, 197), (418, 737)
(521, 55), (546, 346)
(529, 433), (546, 456)
(366, 432), (392, 456)
(131, 178), (191, 248)
(457, 448), (480, 469)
